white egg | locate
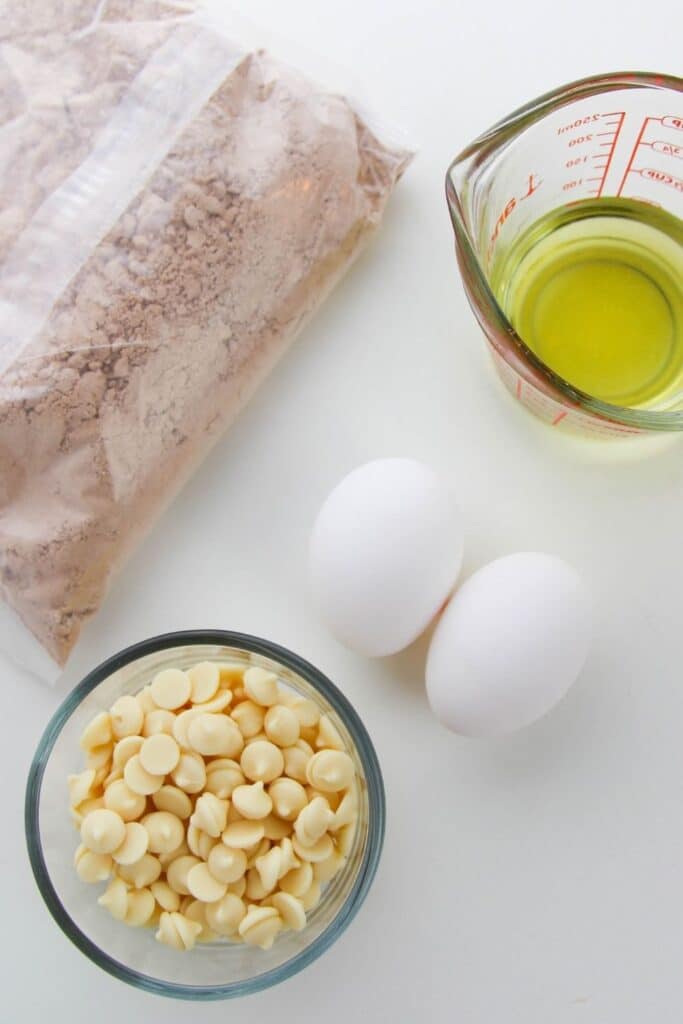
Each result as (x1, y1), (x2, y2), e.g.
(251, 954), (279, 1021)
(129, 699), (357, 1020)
(426, 552), (592, 737)
(309, 459), (464, 656)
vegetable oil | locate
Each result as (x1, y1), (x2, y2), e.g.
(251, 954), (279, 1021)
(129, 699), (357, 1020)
(491, 199), (683, 407)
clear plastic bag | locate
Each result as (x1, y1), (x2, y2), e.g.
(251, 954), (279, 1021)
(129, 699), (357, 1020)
(0, 0), (412, 679)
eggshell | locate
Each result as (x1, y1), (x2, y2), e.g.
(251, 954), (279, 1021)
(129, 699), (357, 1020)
(309, 459), (464, 656)
(426, 552), (592, 736)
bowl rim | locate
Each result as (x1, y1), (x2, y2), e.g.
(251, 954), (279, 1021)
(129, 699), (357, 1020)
(25, 629), (385, 1001)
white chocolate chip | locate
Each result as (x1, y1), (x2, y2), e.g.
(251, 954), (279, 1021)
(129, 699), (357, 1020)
(193, 690), (232, 714)
(172, 708), (200, 749)
(68, 769), (96, 808)
(240, 740), (284, 783)
(228, 875), (247, 898)
(188, 713), (243, 757)
(118, 853), (162, 889)
(299, 724), (321, 749)
(204, 758), (244, 799)
(187, 862), (227, 903)
(171, 751), (206, 794)
(166, 855), (201, 896)
(187, 823), (215, 860)
(313, 849), (347, 883)
(336, 820), (357, 857)
(245, 867), (270, 901)
(308, 785), (341, 811)
(150, 668), (191, 710)
(238, 905), (282, 949)
(316, 714), (345, 751)
(305, 750), (354, 792)
(71, 795), (105, 828)
(274, 685), (298, 707)
(112, 735), (144, 770)
(189, 661), (220, 704)
(110, 696), (144, 739)
(81, 809), (126, 855)
(189, 792), (228, 837)
(158, 839), (190, 867)
(152, 785), (193, 820)
(231, 700), (265, 739)
(254, 846), (282, 893)
(151, 880), (181, 913)
(226, 801), (244, 823)
(102, 766), (123, 789)
(112, 821), (149, 865)
(333, 789), (357, 828)
(294, 797), (334, 847)
(139, 733), (180, 775)
(74, 844), (112, 883)
(262, 814), (293, 841)
(80, 711), (112, 751)
(301, 879), (322, 912)
(289, 698), (320, 729)
(292, 832), (334, 863)
(136, 686), (157, 715)
(264, 704), (300, 747)
(268, 777), (307, 821)
(270, 891), (306, 931)
(282, 745), (311, 783)
(221, 819), (265, 849)
(183, 899), (218, 942)
(86, 743), (113, 771)
(278, 837), (301, 878)
(143, 708), (176, 737)
(124, 888), (156, 927)
(104, 779), (146, 821)
(142, 811), (185, 855)
(231, 780), (272, 820)
(246, 836), (271, 868)
(98, 876), (129, 920)
(243, 667), (280, 707)
(124, 754), (164, 796)
(207, 844), (247, 884)
(156, 911), (202, 951)
(278, 860), (313, 898)
(205, 893), (246, 935)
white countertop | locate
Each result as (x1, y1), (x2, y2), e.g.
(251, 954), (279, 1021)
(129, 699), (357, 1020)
(6, 1), (683, 1021)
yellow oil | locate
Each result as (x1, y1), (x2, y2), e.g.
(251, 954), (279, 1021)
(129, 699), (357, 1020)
(491, 199), (683, 407)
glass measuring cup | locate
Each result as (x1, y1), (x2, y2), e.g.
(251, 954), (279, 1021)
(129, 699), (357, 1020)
(446, 72), (683, 436)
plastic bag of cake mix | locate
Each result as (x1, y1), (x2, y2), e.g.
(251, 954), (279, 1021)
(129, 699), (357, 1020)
(0, 0), (411, 680)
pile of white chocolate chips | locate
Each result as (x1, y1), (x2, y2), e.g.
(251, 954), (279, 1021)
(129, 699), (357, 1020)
(68, 662), (359, 951)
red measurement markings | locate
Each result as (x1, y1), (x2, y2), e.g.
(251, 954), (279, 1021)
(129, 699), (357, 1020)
(639, 167), (683, 192)
(651, 140), (683, 159)
(616, 117), (649, 195)
(487, 173), (542, 260)
(594, 111), (625, 196)
(556, 111), (623, 135)
(616, 114), (683, 196)
(558, 112), (625, 197)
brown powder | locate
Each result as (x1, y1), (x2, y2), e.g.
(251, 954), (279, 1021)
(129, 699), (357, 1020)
(0, 3), (411, 667)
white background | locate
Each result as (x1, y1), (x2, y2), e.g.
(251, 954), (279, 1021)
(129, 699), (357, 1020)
(6, 1), (683, 1021)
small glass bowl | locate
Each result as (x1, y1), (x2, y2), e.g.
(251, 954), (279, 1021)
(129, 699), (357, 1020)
(25, 630), (385, 1000)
